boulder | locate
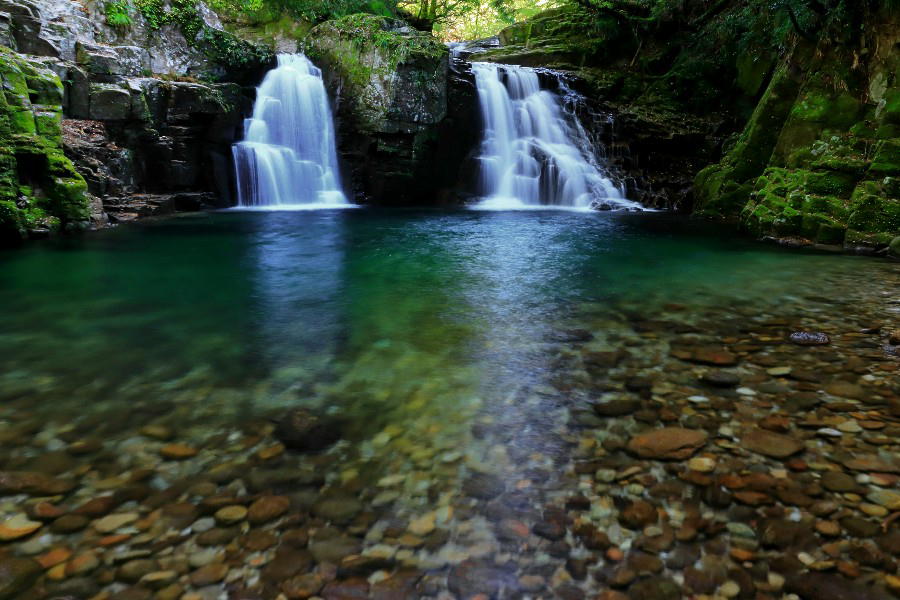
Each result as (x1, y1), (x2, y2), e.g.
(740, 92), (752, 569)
(88, 83), (131, 120)
(273, 407), (341, 452)
(76, 42), (149, 79)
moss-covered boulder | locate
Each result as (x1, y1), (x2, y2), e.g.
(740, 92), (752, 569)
(0, 46), (89, 243)
(692, 3), (900, 253)
(305, 14), (447, 135)
(303, 14), (455, 204)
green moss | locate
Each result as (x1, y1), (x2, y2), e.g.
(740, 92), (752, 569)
(304, 14), (447, 134)
(889, 235), (900, 257)
(694, 57), (804, 216)
(0, 198), (24, 240)
(868, 139), (900, 176)
(846, 180), (900, 233)
(196, 27), (274, 73)
(309, 14), (445, 73)
(0, 47), (90, 242)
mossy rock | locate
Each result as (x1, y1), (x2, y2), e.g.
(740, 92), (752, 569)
(304, 14), (447, 135)
(889, 235), (900, 257)
(868, 139), (900, 176)
(0, 47), (89, 242)
(846, 180), (900, 234)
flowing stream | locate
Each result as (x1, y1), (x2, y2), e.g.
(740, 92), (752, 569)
(472, 62), (638, 210)
(232, 54), (348, 208)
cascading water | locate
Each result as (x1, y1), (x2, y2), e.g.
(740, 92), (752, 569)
(232, 54), (348, 208)
(472, 62), (639, 210)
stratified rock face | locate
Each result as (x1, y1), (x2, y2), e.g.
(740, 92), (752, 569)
(305, 15), (473, 205)
(695, 7), (900, 251)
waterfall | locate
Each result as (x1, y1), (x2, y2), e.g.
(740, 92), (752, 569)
(472, 62), (638, 210)
(232, 54), (348, 208)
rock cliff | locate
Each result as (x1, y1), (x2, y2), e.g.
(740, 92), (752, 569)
(479, 1), (899, 252)
(304, 14), (476, 204)
(0, 0), (272, 242)
(695, 8), (900, 252)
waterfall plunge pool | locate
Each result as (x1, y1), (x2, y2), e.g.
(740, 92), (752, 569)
(0, 208), (897, 598)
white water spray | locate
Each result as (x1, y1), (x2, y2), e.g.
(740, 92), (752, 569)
(233, 54), (348, 208)
(472, 62), (637, 210)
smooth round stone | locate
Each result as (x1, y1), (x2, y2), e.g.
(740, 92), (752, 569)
(688, 457), (716, 473)
(815, 521), (840, 536)
(726, 523), (755, 539)
(93, 513), (139, 533)
(720, 581), (740, 598)
(408, 512), (436, 536)
(214, 506), (247, 525)
(0, 514), (42, 541)
(159, 444), (198, 460)
(596, 469), (617, 483)
(859, 503), (888, 517)
(140, 570), (178, 588)
(189, 564), (228, 586)
(191, 517), (216, 533)
(140, 425), (174, 441)
(816, 428), (842, 438)
(188, 549), (221, 569)
(247, 496), (290, 524)
(837, 421), (862, 433)
(767, 367), (792, 377)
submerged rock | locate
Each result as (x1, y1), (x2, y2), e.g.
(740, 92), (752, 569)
(785, 573), (894, 600)
(741, 428), (804, 458)
(274, 408), (342, 452)
(789, 331), (831, 346)
(627, 428), (708, 460)
(0, 557), (42, 599)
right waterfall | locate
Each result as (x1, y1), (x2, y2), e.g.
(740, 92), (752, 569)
(472, 62), (637, 210)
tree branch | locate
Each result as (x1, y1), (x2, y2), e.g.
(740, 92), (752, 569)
(785, 4), (818, 42)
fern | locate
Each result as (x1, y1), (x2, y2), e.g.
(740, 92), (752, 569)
(105, 0), (133, 27)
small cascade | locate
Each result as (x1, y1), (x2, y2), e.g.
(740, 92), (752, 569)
(232, 54), (348, 208)
(472, 62), (639, 210)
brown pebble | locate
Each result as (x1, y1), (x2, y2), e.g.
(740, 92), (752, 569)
(189, 563), (228, 586)
(159, 444), (198, 460)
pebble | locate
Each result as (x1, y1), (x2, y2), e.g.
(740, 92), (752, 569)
(214, 505), (247, 524)
(0, 514), (42, 541)
(409, 511), (437, 536)
(687, 457), (716, 473)
(159, 443), (198, 460)
(94, 513), (139, 533)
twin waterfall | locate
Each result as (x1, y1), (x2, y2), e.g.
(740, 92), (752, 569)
(472, 62), (633, 210)
(232, 54), (633, 210)
(233, 54), (347, 208)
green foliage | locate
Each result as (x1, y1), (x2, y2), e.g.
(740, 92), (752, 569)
(105, 0), (134, 27)
(134, 0), (169, 28)
(197, 27), (275, 69)
(131, 0), (203, 38)
(325, 13), (446, 66)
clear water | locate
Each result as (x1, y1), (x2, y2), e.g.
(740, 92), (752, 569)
(2, 211), (898, 598)
(1, 210), (893, 429)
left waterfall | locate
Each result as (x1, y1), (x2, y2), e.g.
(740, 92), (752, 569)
(233, 54), (348, 208)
